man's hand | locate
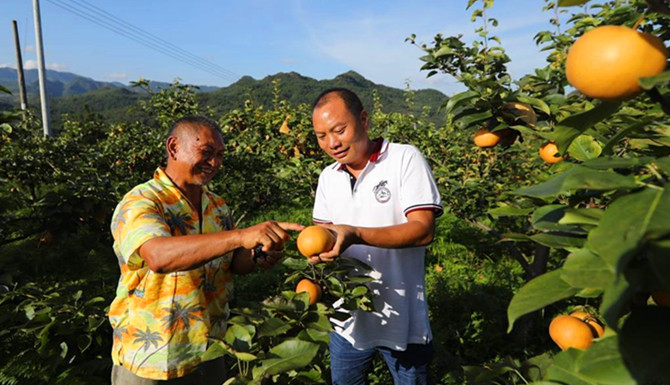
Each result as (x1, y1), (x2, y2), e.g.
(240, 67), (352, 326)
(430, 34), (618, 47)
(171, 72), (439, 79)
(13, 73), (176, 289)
(240, 221), (304, 252)
(308, 224), (358, 264)
(253, 248), (283, 269)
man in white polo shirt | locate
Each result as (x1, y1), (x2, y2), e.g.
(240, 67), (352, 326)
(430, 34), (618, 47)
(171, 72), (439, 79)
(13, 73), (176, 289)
(309, 88), (443, 385)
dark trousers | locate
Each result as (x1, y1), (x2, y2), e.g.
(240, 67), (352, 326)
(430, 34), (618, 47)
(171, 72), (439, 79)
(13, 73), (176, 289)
(329, 332), (434, 385)
(111, 357), (226, 385)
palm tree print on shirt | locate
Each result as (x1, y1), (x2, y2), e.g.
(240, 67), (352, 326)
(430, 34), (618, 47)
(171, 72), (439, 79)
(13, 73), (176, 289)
(132, 301), (205, 371)
(166, 210), (194, 235)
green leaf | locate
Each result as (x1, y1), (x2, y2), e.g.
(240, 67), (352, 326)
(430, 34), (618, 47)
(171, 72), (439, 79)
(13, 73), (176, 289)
(601, 119), (654, 155)
(559, 208), (604, 227)
(545, 349), (592, 385)
(655, 156), (670, 176)
(488, 205), (535, 217)
(648, 239), (670, 290)
(639, 70), (670, 90)
(546, 336), (635, 385)
(444, 91), (478, 115)
(458, 110), (494, 129)
(325, 276), (345, 297)
(517, 95), (551, 115)
(282, 257), (309, 270)
(532, 205), (587, 233)
(258, 317), (292, 337)
(351, 286), (368, 297)
(554, 102), (621, 153)
(258, 339), (320, 376)
(224, 324), (253, 352)
(294, 369), (326, 383)
(558, 0), (591, 6)
(202, 340), (234, 361)
(297, 328), (330, 344)
(0, 84), (10, 94)
(620, 306), (670, 383)
(560, 248), (615, 290)
(433, 46), (454, 58)
(600, 271), (638, 330)
(507, 270), (579, 332)
(587, 186), (670, 272)
(303, 312), (334, 332)
(530, 232), (585, 248)
(568, 135), (602, 161)
(581, 156), (653, 170)
(514, 166), (638, 199)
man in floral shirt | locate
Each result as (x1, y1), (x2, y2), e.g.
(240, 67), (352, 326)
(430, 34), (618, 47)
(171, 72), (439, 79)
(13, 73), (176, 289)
(109, 115), (303, 384)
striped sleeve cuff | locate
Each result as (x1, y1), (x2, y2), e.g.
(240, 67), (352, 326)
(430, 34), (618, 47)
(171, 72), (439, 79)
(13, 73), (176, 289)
(404, 204), (444, 218)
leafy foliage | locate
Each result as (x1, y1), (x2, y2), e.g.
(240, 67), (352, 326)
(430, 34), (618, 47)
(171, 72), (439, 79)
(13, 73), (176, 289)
(412, 0), (670, 383)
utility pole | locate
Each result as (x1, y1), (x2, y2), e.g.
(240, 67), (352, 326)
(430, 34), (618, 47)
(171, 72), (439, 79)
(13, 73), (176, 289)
(12, 20), (28, 111)
(33, 0), (51, 137)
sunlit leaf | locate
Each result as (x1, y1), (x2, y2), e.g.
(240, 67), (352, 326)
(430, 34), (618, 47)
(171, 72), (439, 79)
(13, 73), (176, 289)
(568, 135), (602, 161)
(507, 270), (579, 332)
(258, 339), (320, 376)
(554, 102), (621, 153)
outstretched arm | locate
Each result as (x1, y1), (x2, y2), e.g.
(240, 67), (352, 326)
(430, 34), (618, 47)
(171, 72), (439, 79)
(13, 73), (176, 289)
(309, 210), (435, 263)
(140, 221), (303, 273)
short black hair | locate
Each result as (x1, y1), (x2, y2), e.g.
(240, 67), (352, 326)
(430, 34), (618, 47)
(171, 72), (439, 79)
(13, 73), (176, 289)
(312, 88), (364, 117)
(167, 115), (221, 139)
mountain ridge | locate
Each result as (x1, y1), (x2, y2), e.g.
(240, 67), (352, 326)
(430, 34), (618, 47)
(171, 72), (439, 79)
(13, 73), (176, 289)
(0, 68), (448, 124)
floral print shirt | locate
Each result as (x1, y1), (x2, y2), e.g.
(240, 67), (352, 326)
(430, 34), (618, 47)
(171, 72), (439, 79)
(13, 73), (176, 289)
(108, 167), (235, 380)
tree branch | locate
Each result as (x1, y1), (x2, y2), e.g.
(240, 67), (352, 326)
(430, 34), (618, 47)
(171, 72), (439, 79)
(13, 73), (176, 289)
(466, 219), (535, 280)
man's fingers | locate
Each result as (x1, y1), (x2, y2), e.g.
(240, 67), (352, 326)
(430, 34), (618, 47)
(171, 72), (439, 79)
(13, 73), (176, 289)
(277, 222), (306, 232)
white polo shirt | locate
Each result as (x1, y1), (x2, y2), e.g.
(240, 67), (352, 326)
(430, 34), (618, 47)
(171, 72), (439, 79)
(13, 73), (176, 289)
(313, 138), (443, 351)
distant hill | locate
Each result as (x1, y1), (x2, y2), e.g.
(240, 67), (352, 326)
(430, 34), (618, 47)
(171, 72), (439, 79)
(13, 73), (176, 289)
(199, 71), (447, 121)
(1, 69), (447, 124)
(0, 67), (219, 98)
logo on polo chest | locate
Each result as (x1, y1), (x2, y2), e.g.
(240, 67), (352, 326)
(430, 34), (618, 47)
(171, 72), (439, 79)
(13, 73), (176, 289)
(373, 180), (391, 203)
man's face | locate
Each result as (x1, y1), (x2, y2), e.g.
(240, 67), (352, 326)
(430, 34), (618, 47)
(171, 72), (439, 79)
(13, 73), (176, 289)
(171, 124), (224, 186)
(312, 97), (370, 168)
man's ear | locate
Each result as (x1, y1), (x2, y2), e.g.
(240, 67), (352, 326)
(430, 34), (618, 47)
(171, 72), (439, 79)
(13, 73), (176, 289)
(166, 136), (178, 160)
(360, 110), (370, 132)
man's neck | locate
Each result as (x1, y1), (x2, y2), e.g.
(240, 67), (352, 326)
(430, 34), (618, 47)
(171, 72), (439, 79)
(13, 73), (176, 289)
(164, 166), (202, 211)
(344, 139), (375, 179)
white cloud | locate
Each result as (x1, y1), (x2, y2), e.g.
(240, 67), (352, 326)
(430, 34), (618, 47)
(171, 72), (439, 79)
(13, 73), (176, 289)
(24, 60), (37, 69)
(105, 72), (127, 80)
(47, 62), (68, 71)
(23, 60), (68, 71)
(293, 1), (552, 95)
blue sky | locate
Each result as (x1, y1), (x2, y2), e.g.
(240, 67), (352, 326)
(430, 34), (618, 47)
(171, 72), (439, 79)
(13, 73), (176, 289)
(0, 0), (561, 95)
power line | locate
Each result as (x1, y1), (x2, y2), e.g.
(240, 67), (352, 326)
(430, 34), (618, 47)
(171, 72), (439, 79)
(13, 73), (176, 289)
(68, 0), (239, 79)
(45, 0), (237, 81)
(44, 0), (239, 82)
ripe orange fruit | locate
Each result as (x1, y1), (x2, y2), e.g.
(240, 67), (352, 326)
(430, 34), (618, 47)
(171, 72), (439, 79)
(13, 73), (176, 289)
(474, 127), (501, 148)
(297, 226), (335, 258)
(502, 102), (537, 126)
(651, 291), (670, 307)
(566, 25), (668, 101)
(539, 141), (563, 164)
(279, 120), (291, 134)
(570, 311), (604, 338)
(549, 314), (595, 350)
(296, 279), (322, 305)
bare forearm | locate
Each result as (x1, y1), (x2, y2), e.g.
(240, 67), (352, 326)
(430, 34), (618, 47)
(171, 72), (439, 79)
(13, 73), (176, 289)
(354, 220), (434, 248)
(140, 230), (243, 273)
